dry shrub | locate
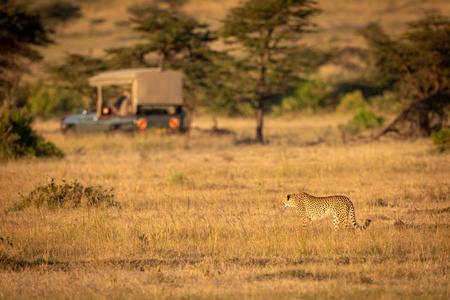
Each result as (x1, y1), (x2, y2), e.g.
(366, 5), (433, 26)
(11, 178), (119, 211)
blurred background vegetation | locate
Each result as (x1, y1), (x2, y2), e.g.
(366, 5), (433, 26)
(0, 0), (449, 153)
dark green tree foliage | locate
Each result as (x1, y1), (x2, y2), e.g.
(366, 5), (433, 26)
(362, 16), (450, 138)
(47, 54), (106, 107)
(0, 0), (52, 103)
(132, 10), (216, 67)
(221, 0), (320, 143)
(105, 44), (151, 70)
(0, 105), (64, 160)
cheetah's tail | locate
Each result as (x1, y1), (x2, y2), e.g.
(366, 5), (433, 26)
(349, 203), (371, 231)
(353, 218), (372, 230)
(360, 218), (372, 230)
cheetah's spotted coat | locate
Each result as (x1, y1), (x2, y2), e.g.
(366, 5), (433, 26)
(284, 192), (371, 231)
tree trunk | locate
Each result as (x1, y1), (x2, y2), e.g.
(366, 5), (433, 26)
(418, 109), (431, 137)
(256, 104), (264, 144)
(255, 49), (269, 145)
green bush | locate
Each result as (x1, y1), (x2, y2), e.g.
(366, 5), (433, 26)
(28, 81), (83, 116)
(11, 178), (119, 211)
(274, 79), (333, 115)
(431, 127), (450, 152)
(28, 81), (58, 116)
(337, 90), (367, 113)
(0, 105), (64, 160)
(340, 108), (384, 136)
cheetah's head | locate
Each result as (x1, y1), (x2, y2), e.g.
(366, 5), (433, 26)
(283, 194), (297, 207)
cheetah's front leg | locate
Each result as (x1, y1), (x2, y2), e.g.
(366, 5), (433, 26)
(295, 205), (309, 230)
(301, 216), (310, 229)
(333, 213), (340, 232)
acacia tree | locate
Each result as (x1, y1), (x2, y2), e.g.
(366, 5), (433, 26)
(362, 15), (450, 138)
(0, 0), (52, 104)
(221, 0), (320, 143)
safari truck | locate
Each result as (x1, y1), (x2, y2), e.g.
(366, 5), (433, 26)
(60, 68), (186, 134)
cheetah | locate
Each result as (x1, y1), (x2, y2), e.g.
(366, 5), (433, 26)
(284, 192), (371, 231)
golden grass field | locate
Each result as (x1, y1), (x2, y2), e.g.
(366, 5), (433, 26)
(0, 115), (449, 299)
(2, 0), (449, 298)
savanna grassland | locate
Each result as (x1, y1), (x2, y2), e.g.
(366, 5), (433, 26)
(1, 115), (449, 299)
(2, 0), (449, 298)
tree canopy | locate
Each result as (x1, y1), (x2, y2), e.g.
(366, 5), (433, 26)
(221, 0), (320, 143)
(362, 15), (450, 138)
(0, 0), (52, 103)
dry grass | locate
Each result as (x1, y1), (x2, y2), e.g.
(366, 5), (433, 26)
(10, 1), (449, 297)
(0, 114), (449, 298)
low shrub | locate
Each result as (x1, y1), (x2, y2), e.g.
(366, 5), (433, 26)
(337, 90), (367, 113)
(0, 106), (64, 160)
(431, 127), (450, 152)
(11, 178), (119, 211)
(273, 79), (333, 115)
(340, 108), (384, 136)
